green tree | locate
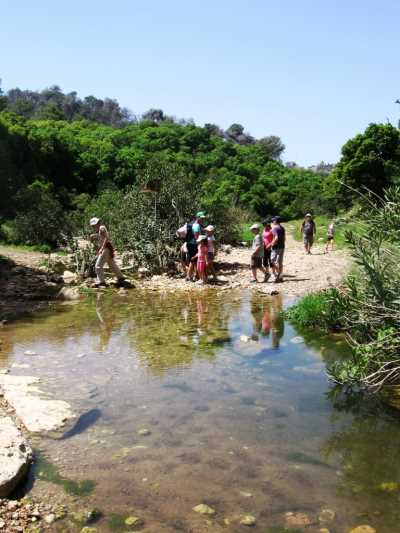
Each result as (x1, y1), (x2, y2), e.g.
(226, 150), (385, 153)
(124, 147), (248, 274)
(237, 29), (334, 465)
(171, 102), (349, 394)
(328, 123), (400, 206)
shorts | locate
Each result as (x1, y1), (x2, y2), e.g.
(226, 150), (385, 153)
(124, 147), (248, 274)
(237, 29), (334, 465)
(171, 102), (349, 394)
(251, 256), (263, 269)
(263, 248), (272, 268)
(271, 248), (284, 267)
(187, 241), (197, 263)
(327, 235), (334, 241)
(197, 260), (206, 274)
(303, 234), (314, 246)
(207, 251), (215, 261)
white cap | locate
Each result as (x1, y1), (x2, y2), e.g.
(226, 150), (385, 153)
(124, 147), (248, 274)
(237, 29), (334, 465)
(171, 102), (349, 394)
(196, 235), (207, 243)
(305, 213), (312, 217)
(250, 223), (260, 230)
(90, 217), (100, 226)
(205, 225), (215, 232)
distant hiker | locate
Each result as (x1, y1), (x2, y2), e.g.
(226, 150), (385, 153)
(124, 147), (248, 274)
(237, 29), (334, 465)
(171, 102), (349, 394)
(270, 216), (285, 282)
(195, 235), (208, 284)
(187, 211), (206, 280)
(89, 217), (125, 288)
(325, 221), (335, 253)
(262, 219), (273, 281)
(205, 225), (217, 280)
(301, 213), (316, 254)
(250, 223), (267, 283)
(176, 218), (199, 281)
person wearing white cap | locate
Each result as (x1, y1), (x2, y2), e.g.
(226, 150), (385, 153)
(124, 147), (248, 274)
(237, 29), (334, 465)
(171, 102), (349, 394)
(250, 223), (267, 283)
(300, 213), (316, 254)
(205, 225), (217, 281)
(89, 217), (125, 287)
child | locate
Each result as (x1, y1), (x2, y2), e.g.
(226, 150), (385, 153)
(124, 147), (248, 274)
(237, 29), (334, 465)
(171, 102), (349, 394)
(195, 235), (208, 284)
(325, 221), (335, 252)
(250, 223), (267, 283)
(300, 213), (316, 254)
(205, 225), (217, 281)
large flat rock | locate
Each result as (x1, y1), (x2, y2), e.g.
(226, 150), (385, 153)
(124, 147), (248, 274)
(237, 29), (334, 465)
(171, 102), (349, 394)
(0, 415), (32, 497)
(0, 375), (73, 432)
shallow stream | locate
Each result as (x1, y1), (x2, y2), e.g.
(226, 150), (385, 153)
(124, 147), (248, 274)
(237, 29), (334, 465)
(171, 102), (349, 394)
(1, 290), (400, 532)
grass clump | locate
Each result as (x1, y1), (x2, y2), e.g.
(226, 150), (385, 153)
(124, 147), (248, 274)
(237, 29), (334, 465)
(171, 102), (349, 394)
(285, 289), (344, 331)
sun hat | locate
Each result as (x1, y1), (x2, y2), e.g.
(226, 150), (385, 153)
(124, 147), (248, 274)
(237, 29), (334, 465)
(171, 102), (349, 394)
(196, 235), (207, 243)
(196, 211), (206, 218)
(90, 217), (100, 226)
(272, 216), (281, 222)
(305, 213), (312, 217)
(205, 225), (215, 232)
(250, 223), (260, 230)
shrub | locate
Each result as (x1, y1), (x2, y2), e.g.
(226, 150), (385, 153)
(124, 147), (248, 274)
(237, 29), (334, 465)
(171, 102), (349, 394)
(285, 289), (345, 331)
(13, 180), (71, 246)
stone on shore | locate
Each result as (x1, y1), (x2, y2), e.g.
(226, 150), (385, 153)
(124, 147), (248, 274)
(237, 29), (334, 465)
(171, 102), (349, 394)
(349, 526), (376, 533)
(57, 287), (81, 301)
(0, 374), (73, 432)
(0, 416), (32, 497)
(239, 515), (257, 526)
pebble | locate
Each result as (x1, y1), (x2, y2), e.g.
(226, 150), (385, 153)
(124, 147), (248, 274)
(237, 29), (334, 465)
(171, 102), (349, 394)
(239, 491), (252, 498)
(125, 516), (143, 527)
(239, 515), (257, 526)
(290, 336), (304, 344)
(45, 513), (56, 524)
(138, 428), (151, 436)
(192, 504), (216, 515)
(24, 350), (37, 356)
(319, 508), (335, 523)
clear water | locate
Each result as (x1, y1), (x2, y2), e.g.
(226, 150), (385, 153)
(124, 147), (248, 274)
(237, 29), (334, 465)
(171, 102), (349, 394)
(1, 290), (400, 532)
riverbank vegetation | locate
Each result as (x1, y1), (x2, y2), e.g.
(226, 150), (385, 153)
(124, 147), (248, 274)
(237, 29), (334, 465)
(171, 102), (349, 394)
(287, 187), (400, 392)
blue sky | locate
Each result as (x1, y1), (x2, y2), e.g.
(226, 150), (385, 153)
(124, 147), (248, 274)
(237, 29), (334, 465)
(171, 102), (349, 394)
(2, 0), (400, 165)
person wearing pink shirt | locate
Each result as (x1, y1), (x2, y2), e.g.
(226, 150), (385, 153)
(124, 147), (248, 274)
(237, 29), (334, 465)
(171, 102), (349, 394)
(195, 235), (208, 284)
(262, 219), (273, 281)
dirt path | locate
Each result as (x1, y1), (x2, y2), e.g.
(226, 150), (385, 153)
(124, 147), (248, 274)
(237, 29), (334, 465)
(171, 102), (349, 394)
(140, 227), (351, 299)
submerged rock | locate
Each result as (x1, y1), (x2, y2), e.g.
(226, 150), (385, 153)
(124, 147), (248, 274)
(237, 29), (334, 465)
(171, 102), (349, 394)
(125, 515), (143, 527)
(318, 508), (335, 523)
(349, 527), (376, 533)
(193, 504), (216, 515)
(285, 511), (313, 527)
(239, 515), (257, 526)
(138, 428), (151, 436)
(378, 481), (400, 492)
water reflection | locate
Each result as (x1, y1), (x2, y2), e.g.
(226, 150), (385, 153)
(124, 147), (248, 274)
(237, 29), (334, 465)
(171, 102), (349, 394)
(3, 289), (398, 532)
(250, 292), (284, 348)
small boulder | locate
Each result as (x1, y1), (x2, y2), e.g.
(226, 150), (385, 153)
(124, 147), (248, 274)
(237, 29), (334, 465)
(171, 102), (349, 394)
(319, 509), (335, 523)
(239, 515), (257, 526)
(285, 512), (313, 527)
(125, 516), (143, 527)
(62, 270), (78, 284)
(193, 504), (216, 515)
(57, 287), (81, 301)
(138, 428), (151, 437)
(349, 527), (376, 533)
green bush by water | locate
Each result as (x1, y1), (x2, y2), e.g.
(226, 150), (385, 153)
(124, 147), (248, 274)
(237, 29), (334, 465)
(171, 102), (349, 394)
(284, 289), (344, 331)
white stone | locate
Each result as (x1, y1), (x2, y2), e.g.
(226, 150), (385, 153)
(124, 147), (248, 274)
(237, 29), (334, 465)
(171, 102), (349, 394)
(57, 287), (81, 301)
(0, 375), (74, 432)
(0, 416), (32, 497)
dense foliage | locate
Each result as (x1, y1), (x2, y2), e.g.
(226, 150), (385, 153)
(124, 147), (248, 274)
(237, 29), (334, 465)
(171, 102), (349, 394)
(327, 123), (400, 207)
(0, 107), (328, 247)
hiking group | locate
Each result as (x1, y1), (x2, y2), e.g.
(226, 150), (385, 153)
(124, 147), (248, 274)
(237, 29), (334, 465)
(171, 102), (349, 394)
(88, 211), (335, 287)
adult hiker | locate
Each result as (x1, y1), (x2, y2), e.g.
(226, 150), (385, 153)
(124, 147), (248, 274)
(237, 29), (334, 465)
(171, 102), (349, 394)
(262, 219), (273, 281)
(270, 216), (285, 282)
(187, 211), (206, 281)
(249, 223), (267, 283)
(89, 217), (125, 288)
(300, 213), (316, 254)
(325, 220), (335, 253)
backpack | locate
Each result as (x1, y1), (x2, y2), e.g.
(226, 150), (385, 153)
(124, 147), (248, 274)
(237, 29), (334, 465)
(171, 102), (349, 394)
(176, 223), (194, 243)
